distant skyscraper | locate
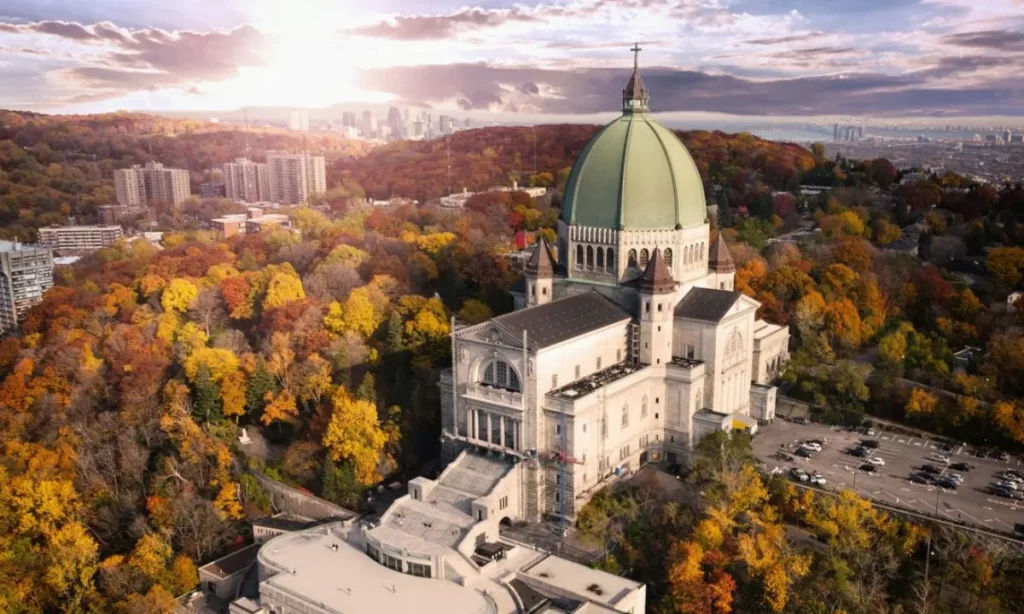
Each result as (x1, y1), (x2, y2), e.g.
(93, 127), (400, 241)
(223, 158), (270, 202)
(342, 112), (356, 128)
(266, 152), (327, 204)
(361, 110), (374, 137)
(387, 107), (405, 140)
(115, 162), (190, 207)
(833, 123), (840, 142)
(288, 109), (309, 131)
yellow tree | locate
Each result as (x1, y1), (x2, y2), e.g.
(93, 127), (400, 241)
(263, 264), (305, 310)
(905, 388), (938, 415)
(160, 278), (199, 313)
(220, 369), (247, 420)
(986, 247), (1024, 289)
(175, 321), (209, 355)
(128, 533), (172, 580)
(261, 389), (299, 426)
(182, 347), (240, 383)
(322, 386), (392, 484)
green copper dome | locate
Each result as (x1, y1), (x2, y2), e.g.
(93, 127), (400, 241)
(560, 61), (707, 231)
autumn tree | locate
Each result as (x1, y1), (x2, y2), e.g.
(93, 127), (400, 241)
(322, 386), (394, 484)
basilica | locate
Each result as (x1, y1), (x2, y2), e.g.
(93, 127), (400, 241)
(439, 52), (790, 521)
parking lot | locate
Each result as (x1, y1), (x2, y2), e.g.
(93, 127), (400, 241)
(753, 419), (1024, 534)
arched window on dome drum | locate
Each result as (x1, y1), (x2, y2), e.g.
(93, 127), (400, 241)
(700, 242), (705, 261)
(664, 248), (673, 267)
(639, 249), (649, 268)
(576, 245), (584, 270)
(627, 249), (637, 268)
(606, 248), (615, 271)
(622, 404), (629, 428)
(596, 247), (605, 270)
(482, 360), (521, 392)
(586, 245), (594, 269)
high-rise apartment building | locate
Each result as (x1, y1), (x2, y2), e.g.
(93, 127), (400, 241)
(0, 241), (54, 335)
(341, 111), (356, 127)
(38, 225), (124, 252)
(114, 162), (191, 207)
(288, 109), (309, 131)
(266, 152), (327, 205)
(223, 158), (271, 203)
(361, 110), (374, 138)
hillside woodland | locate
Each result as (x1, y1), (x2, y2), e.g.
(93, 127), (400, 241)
(1, 110), (1024, 613)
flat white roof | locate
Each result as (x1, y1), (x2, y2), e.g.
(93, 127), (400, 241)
(260, 528), (493, 614)
(521, 555), (642, 610)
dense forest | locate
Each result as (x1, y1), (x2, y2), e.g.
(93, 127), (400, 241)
(2, 108), (1024, 613)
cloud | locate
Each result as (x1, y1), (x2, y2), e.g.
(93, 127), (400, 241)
(745, 32), (827, 45)
(349, 7), (540, 40)
(519, 82), (540, 95)
(355, 62), (1024, 116)
(943, 29), (1024, 51)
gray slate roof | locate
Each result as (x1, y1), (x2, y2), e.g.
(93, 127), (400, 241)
(674, 287), (743, 322)
(493, 291), (631, 349)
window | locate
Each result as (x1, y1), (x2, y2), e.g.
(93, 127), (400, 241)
(555, 491), (561, 503)
(482, 360), (521, 391)
(383, 554), (402, 572)
(606, 248), (615, 270)
(696, 389), (702, 410)
(556, 473), (560, 485)
(576, 245), (584, 270)
(555, 424), (561, 435)
(700, 242), (705, 260)
(575, 365), (581, 379)
(657, 302), (663, 312)
(621, 404), (629, 428)
(596, 357), (602, 370)
(639, 248), (650, 268)
(641, 396), (648, 418)
(408, 562), (431, 578)
(627, 249), (637, 268)
(366, 544), (380, 561)
(596, 246), (604, 270)
(552, 374), (558, 389)
(720, 282), (725, 289)
(686, 344), (695, 359)
(645, 301), (651, 314)
(664, 248), (673, 266)
(601, 412), (608, 439)
(586, 245), (594, 268)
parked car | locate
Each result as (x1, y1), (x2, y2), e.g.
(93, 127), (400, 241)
(946, 473), (965, 483)
(999, 452), (1011, 462)
(849, 447), (869, 457)
(792, 417), (809, 425)
(939, 443), (954, 452)
(859, 464), (879, 474)
(995, 480), (1019, 491)
(936, 477), (959, 490)
(790, 468), (810, 483)
(928, 453), (951, 464)
(910, 472), (935, 485)
(801, 442), (823, 452)
(920, 464), (943, 474)
(867, 456), (886, 466)
(861, 439), (881, 449)
(950, 462), (973, 472)
(809, 473), (827, 486)
(991, 485), (1017, 499)
(795, 447), (815, 458)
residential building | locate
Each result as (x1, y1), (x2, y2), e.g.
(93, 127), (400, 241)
(439, 52), (790, 523)
(114, 162), (191, 207)
(0, 241), (54, 335)
(266, 151), (326, 205)
(289, 109), (309, 131)
(223, 158), (270, 203)
(199, 182), (226, 198)
(97, 204), (140, 225)
(210, 208), (290, 239)
(38, 225), (124, 252)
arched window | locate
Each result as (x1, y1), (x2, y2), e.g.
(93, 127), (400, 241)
(575, 245), (583, 270)
(700, 242), (705, 261)
(482, 360), (521, 391)
(586, 245), (594, 269)
(683, 245), (689, 264)
(639, 248), (650, 268)
(621, 404), (629, 428)
(641, 395), (648, 418)
(664, 248), (673, 267)
(627, 249), (637, 268)
(725, 329), (744, 366)
(606, 248), (615, 271)
(596, 246), (605, 270)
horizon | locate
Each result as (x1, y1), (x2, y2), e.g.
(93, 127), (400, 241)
(1, 0), (1023, 124)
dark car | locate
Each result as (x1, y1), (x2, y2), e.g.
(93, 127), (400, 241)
(849, 447), (869, 457)
(999, 452), (1011, 461)
(795, 447), (815, 458)
(939, 443), (954, 452)
(861, 439), (880, 449)
(949, 462), (973, 472)
(920, 464), (943, 474)
(792, 417), (809, 425)
(991, 485), (1016, 499)
(859, 464), (878, 473)
(935, 477), (959, 490)
(910, 473), (934, 485)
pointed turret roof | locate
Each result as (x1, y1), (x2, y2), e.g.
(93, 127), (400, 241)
(638, 248), (675, 294)
(525, 236), (555, 277)
(708, 236), (735, 272)
(622, 42), (649, 112)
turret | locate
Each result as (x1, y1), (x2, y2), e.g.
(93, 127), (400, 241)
(708, 235), (735, 291)
(525, 236), (555, 307)
(637, 248), (674, 366)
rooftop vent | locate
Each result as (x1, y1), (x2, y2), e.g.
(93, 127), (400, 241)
(586, 583), (604, 596)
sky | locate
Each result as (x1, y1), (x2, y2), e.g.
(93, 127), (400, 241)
(1, 0), (1023, 119)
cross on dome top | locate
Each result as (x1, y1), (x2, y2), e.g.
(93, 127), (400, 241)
(622, 42), (649, 112)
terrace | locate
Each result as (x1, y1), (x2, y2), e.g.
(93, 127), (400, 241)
(547, 362), (643, 401)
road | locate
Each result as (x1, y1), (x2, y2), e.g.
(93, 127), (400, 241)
(754, 419), (1024, 535)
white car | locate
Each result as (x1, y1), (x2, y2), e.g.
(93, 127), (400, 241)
(790, 468), (810, 483)
(947, 472), (965, 483)
(928, 453), (950, 464)
(867, 456), (886, 466)
(809, 473), (827, 486)
(802, 442), (823, 452)
(996, 480), (1019, 490)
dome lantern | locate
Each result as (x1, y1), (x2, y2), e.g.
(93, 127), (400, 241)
(622, 42), (649, 113)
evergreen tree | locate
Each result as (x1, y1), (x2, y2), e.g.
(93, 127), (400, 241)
(718, 192), (734, 228)
(321, 460), (366, 510)
(245, 358), (277, 421)
(192, 364), (222, 423)
(355, 373), (377, 404)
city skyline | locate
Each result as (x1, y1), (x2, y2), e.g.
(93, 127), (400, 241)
(1, 0), (1023, 120)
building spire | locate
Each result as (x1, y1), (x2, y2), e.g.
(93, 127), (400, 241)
(622, 42), (649, 113)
